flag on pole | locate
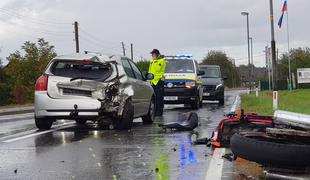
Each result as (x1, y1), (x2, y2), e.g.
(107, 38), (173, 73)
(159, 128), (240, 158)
(282, 0), (288, 13)
(278, 13), (284, 28)
(278, 0), (288, 28)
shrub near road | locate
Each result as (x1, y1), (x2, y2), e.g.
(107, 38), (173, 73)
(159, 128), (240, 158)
(3, 38), (57, 104)
(241, 89), (310, 115)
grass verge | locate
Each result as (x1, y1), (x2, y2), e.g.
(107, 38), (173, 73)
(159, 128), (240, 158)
(241, 89), (310, 115)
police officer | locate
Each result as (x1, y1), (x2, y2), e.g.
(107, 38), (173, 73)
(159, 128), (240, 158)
(148, 49), (166, 116)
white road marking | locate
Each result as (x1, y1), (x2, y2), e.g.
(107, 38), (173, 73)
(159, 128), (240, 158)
(205, 148), (226, 180)
(2, 122), (75, 143)
(205, 94), (241, 180)
(230, 95), (241, 112)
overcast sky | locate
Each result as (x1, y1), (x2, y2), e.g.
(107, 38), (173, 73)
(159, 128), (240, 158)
(0, 0), (309, 67)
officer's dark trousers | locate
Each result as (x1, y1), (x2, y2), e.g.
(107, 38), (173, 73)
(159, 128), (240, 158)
(152, 80), (164, 116)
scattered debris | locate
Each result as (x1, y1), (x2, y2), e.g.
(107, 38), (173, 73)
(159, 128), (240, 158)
(222, 153), (235, 162)
(158, 112), (198, 131)
(172, 148), (177, 152)
(14, 169), (17, 174)
(193, 137), (210, 145)
(60, 160), (65, 163)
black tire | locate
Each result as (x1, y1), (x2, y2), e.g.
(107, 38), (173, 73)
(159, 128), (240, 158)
(75, 119), (87, 125)
(191, 96), (200, 110)
(230, 133), (310, 167)
(35, 117), (53, 130)
(116, 99), (134, 130)
(219, 98), (224, 105)
(142, 97), (155, 124)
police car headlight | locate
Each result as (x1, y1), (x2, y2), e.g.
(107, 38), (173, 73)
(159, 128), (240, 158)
(185, 81), (196, 88)
(216, 84), (223, 90)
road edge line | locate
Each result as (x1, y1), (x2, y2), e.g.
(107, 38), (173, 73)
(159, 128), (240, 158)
(2, 122), (75, 143)
(204, 94), (241, 180)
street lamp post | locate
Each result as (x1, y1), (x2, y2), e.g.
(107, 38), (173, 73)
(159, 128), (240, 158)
(241, 12), (251, 90)
(249, 37), (254, 83)
(269, 0), (277, 90)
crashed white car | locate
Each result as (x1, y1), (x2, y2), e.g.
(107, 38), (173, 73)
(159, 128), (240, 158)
(35, 53), (155, 130)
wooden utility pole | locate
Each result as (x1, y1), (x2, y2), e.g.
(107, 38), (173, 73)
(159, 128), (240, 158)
(121, 42), (126, 56)
(130, 43), (134, 60)
(74, 21), (79, 53)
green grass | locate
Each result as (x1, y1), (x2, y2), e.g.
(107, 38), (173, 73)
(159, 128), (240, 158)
(241, 89), (310, 115)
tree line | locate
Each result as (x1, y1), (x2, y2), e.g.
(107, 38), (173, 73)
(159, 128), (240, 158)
(0, 42), (242, 106)
(0, 38), (56, 105)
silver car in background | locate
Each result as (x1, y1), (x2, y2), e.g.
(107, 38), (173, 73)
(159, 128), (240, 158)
(35, 53), (155, 130)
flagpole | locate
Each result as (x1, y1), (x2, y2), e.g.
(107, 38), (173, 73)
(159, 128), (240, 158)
(286, 0), (292, 90)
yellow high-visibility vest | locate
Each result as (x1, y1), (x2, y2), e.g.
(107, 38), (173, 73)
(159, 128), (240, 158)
(148, 56), (166, 85)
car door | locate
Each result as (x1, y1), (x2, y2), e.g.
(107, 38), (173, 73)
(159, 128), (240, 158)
(121, 58), (147, 117)
(128, 59), (152, 117)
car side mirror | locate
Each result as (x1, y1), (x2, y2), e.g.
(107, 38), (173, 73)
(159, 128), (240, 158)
(197, 70), (205, 76)
(222, 76), (228, 80)
(146, 73), (154, 80)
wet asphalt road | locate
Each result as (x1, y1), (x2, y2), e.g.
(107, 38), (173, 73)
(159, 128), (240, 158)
(0, 90), (242, 180)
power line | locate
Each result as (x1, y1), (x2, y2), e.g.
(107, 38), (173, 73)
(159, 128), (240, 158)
(234, 53), (265, 61)
(79, 27), (120, 47)
(0, 15), (72, 36)
(0, 8), (71, 26)
(80, 36), (121, 53)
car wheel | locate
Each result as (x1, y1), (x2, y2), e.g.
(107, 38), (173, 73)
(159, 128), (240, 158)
(116, 99), (134, 130)
(191, 96), (200, 110)
(35, 117), (54, 130)
(142, 97), (155, 124)
(218, 91), (224, 105)
(75, 119), (87, 125)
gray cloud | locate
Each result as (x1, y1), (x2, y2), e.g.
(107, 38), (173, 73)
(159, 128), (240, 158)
(0, 0), (309, 67)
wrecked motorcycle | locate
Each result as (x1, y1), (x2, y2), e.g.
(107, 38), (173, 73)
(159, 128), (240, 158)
(211, 110), (310, 168)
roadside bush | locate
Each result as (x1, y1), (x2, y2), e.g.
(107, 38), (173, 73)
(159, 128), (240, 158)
(4, 38), (57, 104)
(0, 83), (11, 105)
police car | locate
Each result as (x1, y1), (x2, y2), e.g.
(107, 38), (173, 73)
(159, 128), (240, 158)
(164, 54), (205, 109)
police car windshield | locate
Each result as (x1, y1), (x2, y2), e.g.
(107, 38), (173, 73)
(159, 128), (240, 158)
(200, 67), (220, 78)
(165, 59), (194, 73)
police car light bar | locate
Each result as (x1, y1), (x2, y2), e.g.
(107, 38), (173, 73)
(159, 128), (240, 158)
(165, 54), (193, 59)
(176, 54), (193, 58)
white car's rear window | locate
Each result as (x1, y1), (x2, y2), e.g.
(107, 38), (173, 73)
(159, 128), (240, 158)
(50, 60), (113, 81)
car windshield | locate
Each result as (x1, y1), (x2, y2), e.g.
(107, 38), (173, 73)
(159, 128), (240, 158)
(165, 59), (194, 73)
(201, 67), (220, 78)
(51, 60), (113, 81)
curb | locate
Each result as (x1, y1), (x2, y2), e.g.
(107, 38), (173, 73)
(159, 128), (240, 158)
(0, 106), (34, 116)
